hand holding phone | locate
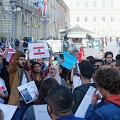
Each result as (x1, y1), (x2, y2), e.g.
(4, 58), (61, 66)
(60, 54), (64, 59)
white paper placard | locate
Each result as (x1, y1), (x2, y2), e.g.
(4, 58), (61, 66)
(17, 81), (39, 104)
(34, 105), (51, 120)
(0, 103), (17, 120)
(73, 75), (82, 90)
(28, 43), (49, 59)
(75, 86), (96, 118)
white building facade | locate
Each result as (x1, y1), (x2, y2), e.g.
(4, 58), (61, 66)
(66, 0), (120, 38)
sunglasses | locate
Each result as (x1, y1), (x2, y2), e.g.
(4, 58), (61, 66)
(94, 65), (100, 68)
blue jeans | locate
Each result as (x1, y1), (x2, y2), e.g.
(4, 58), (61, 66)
(12, 101), (30, 120)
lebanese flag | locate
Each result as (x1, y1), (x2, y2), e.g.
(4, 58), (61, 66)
(33, 46), (45, 55)
(6, 53), (15, 63)
(4, 42), (15, 63)
(8, 43), (15, 53)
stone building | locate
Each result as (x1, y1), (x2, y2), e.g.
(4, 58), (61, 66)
(0, 0), (70, 41)
(64, 0), (120, 38)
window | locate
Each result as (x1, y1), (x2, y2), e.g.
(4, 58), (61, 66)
(85, 17), (87, 22)
(85, 1), (88, 7)
(111, 1), (113, 7)
(77, 1), (80, 7)
(111, 17), (114, 22)
(102, 17), (105, 22)
(77, 17), (80, 22)
(102, 1), (105, 7)
(93, 1), (96, 7)
(93, 17), (96, 22)
(94, 28), (96, 31)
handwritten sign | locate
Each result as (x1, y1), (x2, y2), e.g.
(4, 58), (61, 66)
(0, 104), (17, 120)
(28, 43), (49, 59)
(34, 105), (51, 120)
(17, 81), (39, 104)
(75, 86), (96, 118)
(57, 52), (77, 70)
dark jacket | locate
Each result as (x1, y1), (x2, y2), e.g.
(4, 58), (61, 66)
(0, 59), (10, 103)
(23, 105), (35, 120)
(57, 114), (85, 120)
(72, 83), (96, 114)
(23, 107), (85, 120)
(85, 94), (120, 120)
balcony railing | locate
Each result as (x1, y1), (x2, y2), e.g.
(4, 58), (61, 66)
(16, 0), (35, 13)
(16, 0), (51, 19)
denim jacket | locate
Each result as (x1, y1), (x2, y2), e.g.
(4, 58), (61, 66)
(85, 102), (120, 120)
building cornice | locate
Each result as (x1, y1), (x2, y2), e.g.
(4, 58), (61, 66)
(16, 0), (39, 15)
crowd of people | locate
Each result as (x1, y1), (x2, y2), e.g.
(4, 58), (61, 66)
(0, 41), (119, 120)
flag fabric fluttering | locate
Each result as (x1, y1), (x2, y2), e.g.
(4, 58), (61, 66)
(3, 41), (15, 63)
(37, 8), (41, 13)
(34, 0), (47, 14)
(34, 1), (39, 8)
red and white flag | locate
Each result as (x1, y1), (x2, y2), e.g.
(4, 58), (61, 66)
(28, 43), (49, 59)
(33, 46), (45, 55)
(4, 41), (15, 63)
(6, 53), (15, 63)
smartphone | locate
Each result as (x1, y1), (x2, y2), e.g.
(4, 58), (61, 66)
(60, 54), (64, 59)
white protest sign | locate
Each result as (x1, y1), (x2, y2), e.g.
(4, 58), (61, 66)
(34, 105), (51, 120)
(75, 86), (96, 118)
(17, 81), (39, 104)
(28, 43), (49, 59)
(0, 103), (17, 120)
(73, 75), (82, 90)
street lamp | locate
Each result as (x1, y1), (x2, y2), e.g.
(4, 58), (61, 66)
(40, 16), (50, 40)
(0, 0), (2, 6)
(4, 0), (21, 48)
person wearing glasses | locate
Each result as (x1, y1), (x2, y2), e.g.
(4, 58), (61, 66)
(94, 59), (104, 70)
(8, 42), (31, 120)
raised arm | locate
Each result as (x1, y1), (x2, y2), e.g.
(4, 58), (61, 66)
(7, 42), (23, 74)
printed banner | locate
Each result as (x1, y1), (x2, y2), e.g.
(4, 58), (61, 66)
(17, 81), (39, 104)
(28, 43), (49, 59)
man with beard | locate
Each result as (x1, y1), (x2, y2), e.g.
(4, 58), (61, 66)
(104, 51), (114, 66)
(8, 42), (31, 120)
(47, 85), (85, 120)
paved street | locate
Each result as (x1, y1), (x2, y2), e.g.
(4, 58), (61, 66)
(85, 40), (119, 59)
(45, 40), (119, 65)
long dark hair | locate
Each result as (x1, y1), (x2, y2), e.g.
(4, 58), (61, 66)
(35, 77), (59, 104)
